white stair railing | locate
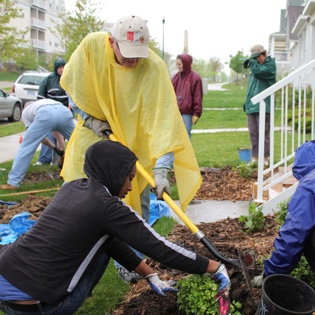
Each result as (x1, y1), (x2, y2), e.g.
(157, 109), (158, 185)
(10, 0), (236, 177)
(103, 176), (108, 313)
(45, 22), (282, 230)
(251, 59), (315, 212)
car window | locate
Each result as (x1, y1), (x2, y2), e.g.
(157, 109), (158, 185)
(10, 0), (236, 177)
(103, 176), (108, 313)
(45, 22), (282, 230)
(18, 75), (46, 85)
(0, 90), (5, 97)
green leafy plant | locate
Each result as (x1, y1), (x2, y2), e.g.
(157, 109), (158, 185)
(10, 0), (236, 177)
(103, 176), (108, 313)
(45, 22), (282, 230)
(239, 202), (265, 233)
(230, 300), (243, 315)
(275, 198), (290, 229)
(235, 162), (255, 178)
(177, 274), (219, 315)
(291, 256), (315, 288)
(177, 274), (244, 315)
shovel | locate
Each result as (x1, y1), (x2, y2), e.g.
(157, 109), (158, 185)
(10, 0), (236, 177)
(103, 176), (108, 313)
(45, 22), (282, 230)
(104, 130), (253, 305)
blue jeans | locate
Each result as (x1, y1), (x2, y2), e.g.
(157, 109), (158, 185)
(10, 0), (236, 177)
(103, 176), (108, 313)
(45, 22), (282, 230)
(181, 114), (193, 140)
(0, 253), (110, 315)
(38, 132), (54, 164)
(7, 105), (74, 187)
(114, 186), (150, 269)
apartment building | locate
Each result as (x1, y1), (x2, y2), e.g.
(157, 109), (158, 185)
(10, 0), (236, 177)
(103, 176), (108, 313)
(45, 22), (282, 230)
(10, 0), (65, 60)
(269, 0), (315, 75)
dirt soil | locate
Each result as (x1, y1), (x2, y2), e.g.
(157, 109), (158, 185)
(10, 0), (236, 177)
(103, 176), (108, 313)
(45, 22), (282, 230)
(0, 167), (277, 315)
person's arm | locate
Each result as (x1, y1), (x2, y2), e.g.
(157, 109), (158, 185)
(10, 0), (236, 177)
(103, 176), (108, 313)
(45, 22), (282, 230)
(153, 152), (174, 199)
(192, 75), (203, 122)
(53, 131), (65, 150)
(41, 137), (55, 149)
(67, 93), (89, 120)
(264, 185), (315, 277)
(249, 59), (276, 80)
(41, 136), (64, 156)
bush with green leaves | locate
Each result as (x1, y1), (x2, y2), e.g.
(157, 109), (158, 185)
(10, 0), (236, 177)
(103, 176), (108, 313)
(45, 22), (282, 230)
(177, 274), (219, 315)
(239, 202), (265, 233)
(275, 198), (290, 229)
(235, 162), (255, 178)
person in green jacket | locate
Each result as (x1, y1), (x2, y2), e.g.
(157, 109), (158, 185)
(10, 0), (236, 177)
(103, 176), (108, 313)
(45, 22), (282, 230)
(243, 44), (276, 166)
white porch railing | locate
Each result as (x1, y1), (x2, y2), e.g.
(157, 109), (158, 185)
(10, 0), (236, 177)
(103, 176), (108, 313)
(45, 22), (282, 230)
(251, 59), (315, 213)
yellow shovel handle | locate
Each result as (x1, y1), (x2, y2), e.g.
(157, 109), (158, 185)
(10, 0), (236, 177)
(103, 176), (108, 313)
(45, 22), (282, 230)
(108, 133), (199, 233)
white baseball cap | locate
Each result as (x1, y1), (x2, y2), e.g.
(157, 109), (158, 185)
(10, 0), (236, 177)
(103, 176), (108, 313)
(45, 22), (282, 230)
(111, 15), (149, 58)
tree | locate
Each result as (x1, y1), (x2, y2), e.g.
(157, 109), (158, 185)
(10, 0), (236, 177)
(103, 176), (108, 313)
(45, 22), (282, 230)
(51, 0), (104, 61)
(15, 48), (39, 71)
(208, 57), (223, 83)
(229, 50), (248, 84)
(0, 0), (28, 67)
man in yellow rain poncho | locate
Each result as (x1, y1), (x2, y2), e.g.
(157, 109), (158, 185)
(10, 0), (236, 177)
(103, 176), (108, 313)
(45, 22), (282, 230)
(60, 15), (202, 283)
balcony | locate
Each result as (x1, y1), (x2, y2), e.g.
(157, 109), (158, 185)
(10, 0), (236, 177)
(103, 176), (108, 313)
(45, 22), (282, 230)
(30, 0), (46, 10)
(30, 38), (45, 50)
(30, 18), (45, 30)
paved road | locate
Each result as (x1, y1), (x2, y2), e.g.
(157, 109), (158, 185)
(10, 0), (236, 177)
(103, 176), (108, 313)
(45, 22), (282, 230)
(0, 81), (13, 89)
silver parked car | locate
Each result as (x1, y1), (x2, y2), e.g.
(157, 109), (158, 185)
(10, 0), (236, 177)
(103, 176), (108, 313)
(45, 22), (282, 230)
(0, 88), (23, 122)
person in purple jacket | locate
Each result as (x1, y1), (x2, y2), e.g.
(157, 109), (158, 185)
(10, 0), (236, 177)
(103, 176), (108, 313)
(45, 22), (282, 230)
(252, 141), (315, 287)
(171, 54), (203, 139)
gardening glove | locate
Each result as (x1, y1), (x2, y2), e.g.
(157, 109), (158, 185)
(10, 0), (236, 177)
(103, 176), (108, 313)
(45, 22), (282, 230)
(192, 115), (199, 124)
(251, 274), (264, 288)
(242, 59), (250, 69)
(213, 264), (231, 292)
(53, 146), (64, 156)
(145, 273), (178, 297)
(84, 116), (111, 138)
(153, 168), (170, 199)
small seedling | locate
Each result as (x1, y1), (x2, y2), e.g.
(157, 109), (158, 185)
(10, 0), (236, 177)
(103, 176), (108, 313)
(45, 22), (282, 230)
(239, 202), (265, 233)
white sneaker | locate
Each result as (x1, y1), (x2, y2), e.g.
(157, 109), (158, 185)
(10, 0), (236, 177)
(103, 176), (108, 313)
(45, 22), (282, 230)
(32, 161), (43, 166)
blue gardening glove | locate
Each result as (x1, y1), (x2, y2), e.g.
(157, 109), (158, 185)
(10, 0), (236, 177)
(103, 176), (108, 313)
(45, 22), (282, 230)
(145, 273), (178, 297)
(213, 264), (231, 292)
(153, 168), (170, 199)
(84, 116), (111, 137)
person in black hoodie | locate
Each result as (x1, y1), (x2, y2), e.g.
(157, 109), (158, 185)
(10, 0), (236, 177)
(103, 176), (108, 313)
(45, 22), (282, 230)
(0, 140), (230, 315)
(35, 57), (69, 166)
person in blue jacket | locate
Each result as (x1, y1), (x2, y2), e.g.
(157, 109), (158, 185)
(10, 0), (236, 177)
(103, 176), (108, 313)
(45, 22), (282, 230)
(252, 141), (315, 286)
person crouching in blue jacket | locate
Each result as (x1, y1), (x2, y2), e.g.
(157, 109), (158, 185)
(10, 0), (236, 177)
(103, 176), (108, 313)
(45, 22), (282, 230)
(252, 143), (315, 287)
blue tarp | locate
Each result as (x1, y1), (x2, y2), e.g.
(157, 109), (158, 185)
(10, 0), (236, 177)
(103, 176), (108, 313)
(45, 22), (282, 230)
(0, 212), (35, 245)
(149, 193), (170, 226)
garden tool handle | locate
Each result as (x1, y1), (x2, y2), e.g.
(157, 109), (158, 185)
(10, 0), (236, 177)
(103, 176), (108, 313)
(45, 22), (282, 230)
(103, 129), (241, 269)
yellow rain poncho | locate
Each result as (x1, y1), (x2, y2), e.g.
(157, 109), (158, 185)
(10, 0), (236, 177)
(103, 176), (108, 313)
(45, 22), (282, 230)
(60, 32), (201, 213)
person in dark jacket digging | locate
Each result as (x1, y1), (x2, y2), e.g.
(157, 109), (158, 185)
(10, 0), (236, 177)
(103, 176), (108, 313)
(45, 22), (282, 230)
(171, 54), (203, 140)
(0, 140), (230, 315)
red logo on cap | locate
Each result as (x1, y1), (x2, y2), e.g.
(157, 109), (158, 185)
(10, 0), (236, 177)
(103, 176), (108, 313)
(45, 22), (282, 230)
(127, 32), (134, 42)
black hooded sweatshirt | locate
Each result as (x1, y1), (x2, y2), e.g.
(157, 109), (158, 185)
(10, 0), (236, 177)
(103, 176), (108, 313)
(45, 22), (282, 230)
(0, 141), (209, 305)
(37, 57), (68, 107)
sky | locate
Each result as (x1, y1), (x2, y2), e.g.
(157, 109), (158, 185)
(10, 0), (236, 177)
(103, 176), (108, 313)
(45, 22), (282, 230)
(65, 0), (286, 68)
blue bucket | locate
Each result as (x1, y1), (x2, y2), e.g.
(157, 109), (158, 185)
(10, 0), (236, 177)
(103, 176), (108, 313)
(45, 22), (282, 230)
(238, 148), (251, 163)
